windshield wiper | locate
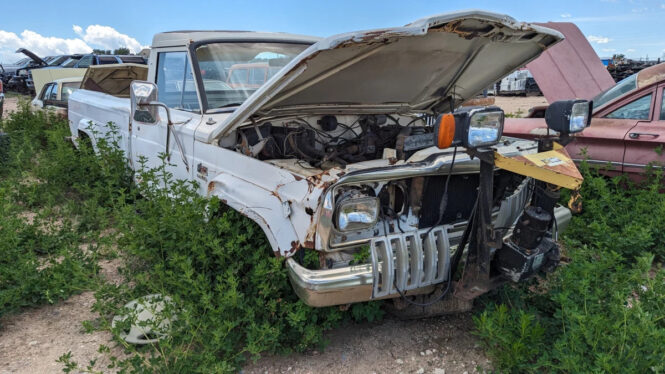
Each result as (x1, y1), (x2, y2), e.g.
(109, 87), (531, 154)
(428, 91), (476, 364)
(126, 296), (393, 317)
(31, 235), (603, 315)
(214, 102), (243, 109)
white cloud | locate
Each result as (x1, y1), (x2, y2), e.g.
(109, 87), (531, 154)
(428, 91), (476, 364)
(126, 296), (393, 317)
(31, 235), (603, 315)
(560, 13), (572, 18)
(74, 24), (146, 53)
(587, 35), (611, 44)
(0, 25), (146, 64)
(602, 48), (617, 53)
(0, 29), (91, 63)
(662, 3), (665, 9)
(626, 48), (636, 53)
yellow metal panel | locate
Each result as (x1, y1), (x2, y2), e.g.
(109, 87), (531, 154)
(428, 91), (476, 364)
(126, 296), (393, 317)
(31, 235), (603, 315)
(494, 147), (583, 190)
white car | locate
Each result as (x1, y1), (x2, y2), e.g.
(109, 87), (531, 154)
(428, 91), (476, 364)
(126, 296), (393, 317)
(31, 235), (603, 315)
(32, 77), (82, 115)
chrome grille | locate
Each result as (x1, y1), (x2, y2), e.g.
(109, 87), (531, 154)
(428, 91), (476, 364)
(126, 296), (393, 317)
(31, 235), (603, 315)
(370, 226), (450, 298)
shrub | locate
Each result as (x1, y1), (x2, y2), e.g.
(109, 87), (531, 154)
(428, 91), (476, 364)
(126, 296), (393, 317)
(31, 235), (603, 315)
(474, 164), (665, 373)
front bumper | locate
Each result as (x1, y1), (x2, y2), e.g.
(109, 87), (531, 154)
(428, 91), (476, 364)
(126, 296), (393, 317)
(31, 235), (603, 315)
(288, 201), (572, 307)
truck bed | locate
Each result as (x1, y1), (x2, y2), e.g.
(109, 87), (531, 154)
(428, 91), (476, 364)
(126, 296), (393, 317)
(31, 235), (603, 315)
(68, 89), (131, 155)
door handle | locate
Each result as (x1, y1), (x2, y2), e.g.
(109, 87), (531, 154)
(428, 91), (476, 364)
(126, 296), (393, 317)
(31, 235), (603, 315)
(629, 132), (660, 139)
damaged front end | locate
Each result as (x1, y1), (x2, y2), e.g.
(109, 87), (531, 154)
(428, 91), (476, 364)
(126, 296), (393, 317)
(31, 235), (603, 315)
(280, 100), (588, 310)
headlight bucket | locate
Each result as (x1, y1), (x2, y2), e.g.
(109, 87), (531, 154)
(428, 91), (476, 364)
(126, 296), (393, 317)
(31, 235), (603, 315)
(335, 196), (379, 232)
(545, 99), (592, 134)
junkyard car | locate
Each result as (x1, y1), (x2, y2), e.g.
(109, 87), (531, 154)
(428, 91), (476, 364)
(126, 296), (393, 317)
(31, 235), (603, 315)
(67, 11), (589, 315)
(31, 77), (82, 115)
(32, 63), (148, 115)
(504, 62), (665, 179)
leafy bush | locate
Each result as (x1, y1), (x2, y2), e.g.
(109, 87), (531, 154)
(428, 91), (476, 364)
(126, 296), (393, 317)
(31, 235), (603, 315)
(1, 103), (381, 372)
(474, 163), (665, 373)
(82, 156), (383, 372)
(0, 103), (112, 317)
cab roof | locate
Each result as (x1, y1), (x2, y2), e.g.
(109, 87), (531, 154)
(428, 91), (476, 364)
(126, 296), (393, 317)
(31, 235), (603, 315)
(151, 30), (321, 48)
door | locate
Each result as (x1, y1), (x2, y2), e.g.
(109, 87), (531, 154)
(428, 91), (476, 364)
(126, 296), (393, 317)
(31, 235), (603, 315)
(130, 50), (201, 184)
(623, 86), (665, 178)
(566, 89), (655, 175)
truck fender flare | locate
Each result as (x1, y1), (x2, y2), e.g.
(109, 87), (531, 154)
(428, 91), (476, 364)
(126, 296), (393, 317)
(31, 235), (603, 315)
(207, 172), (300, 257)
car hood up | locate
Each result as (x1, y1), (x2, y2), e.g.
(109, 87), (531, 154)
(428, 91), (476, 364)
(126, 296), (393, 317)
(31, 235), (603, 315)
(15, 48), (47, 67)
(81, 64), (148, 98)
(206, 10), (563, 141)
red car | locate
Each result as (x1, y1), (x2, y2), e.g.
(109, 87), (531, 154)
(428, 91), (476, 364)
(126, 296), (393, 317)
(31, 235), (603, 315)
(505, 62), (665, 180)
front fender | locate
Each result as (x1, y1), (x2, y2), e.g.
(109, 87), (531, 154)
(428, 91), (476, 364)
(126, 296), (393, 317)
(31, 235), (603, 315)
(207, 172), (300, 257)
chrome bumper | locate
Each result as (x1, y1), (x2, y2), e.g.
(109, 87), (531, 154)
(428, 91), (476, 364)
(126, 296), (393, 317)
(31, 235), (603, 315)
(287, 204), (572, 307)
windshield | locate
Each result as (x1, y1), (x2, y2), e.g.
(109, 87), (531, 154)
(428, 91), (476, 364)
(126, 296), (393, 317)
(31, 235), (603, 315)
(592, 74), (637, 111)
(48, 56), (69, 66)
(194, 42), (310, 111)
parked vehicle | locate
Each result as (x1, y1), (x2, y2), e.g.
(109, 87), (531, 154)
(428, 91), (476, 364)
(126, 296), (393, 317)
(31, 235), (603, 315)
(31, 77), (82, 116)
(498, 69), (541, 96)
(60, 54), (146, 69)
(32, 64), (148, 115)
(505, 62), (665, 180)
(67, 11), (587, 315)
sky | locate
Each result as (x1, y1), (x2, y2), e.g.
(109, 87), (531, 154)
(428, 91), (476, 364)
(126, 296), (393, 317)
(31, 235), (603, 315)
(0, 0), (662, 64)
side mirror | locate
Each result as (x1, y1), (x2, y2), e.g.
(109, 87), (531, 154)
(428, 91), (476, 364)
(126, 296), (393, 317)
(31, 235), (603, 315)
(130, 81), (160, 124)
(545, 99), (592, 135)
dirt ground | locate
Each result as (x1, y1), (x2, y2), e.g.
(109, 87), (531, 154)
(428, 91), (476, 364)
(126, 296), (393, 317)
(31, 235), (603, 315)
(2, 96), (20, 119)
(493, 95), (547, 116)
(0, 94), (546, 373)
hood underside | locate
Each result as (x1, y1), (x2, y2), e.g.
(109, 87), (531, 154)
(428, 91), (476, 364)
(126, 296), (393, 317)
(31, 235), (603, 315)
(81, 64), (148, 98)
(211, 10), (563, 140)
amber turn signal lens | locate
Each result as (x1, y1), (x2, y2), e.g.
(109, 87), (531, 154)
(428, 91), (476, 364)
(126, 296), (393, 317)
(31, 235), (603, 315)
(436, 113), (456, 149)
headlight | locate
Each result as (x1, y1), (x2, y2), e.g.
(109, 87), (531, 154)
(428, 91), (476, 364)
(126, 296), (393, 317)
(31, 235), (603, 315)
(434, 106), (505, 150)
(467, 109), (504, 148)
(335, 196), (379, 231)
(545, 99), (592, 134)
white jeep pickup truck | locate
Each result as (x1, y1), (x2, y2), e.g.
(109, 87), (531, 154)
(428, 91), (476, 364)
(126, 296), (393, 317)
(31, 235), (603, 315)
(68, 10), (582, 314)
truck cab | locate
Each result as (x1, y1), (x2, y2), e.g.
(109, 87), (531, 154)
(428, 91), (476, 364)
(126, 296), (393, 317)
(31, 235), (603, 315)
(68, 11), (580, 312)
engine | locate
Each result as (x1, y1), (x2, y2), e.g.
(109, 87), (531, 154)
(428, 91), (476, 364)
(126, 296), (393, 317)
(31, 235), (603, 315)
(236, 114), (437, 169)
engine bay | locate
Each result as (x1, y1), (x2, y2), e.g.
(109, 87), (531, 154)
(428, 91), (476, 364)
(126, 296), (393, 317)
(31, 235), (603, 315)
(234, 114), (438, 169)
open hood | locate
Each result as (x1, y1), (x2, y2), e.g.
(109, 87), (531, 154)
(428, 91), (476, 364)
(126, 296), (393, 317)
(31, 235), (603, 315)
(15, 48), (46, 67)
(525, 22), (615, 103)
(210, 10), (563, 140)
(81, 64), (148, 98)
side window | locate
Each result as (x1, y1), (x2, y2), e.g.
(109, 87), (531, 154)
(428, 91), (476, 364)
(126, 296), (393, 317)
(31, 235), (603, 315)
(660, 88), (665, 120)
(61, 83), (79, 102)
(99, 56), (118, 65)
(77, 55), (94, 68)
(48, 83), (58, 101)
(249, 68), (266, 85)
(40, 84), (53, 100)
(605, 94), (652, 120)
(156, 51), (200, 112)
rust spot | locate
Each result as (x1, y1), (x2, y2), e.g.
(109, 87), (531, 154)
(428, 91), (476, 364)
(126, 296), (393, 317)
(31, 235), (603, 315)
(305, 207), (314, 216)
(221, 199), (227, 205)
(207, 182), (215, 195)
(388, 157), (398, 165)
(303, 240), (315, 248)
(291, 173), (303, 181)
(290, 240), (300, 253)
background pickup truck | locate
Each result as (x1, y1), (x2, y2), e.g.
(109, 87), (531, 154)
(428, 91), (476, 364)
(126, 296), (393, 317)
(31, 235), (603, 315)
(68, 10), (577, 314)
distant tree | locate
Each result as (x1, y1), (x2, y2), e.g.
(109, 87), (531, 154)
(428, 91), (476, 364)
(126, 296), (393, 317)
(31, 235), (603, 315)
(612, 53), (625, 62)
(113, 47), (131, 55)
(92, 49), (111, 55)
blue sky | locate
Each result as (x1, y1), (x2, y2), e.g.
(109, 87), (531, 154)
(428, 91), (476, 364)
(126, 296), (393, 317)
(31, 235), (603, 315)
(0, 0), (661, 64)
